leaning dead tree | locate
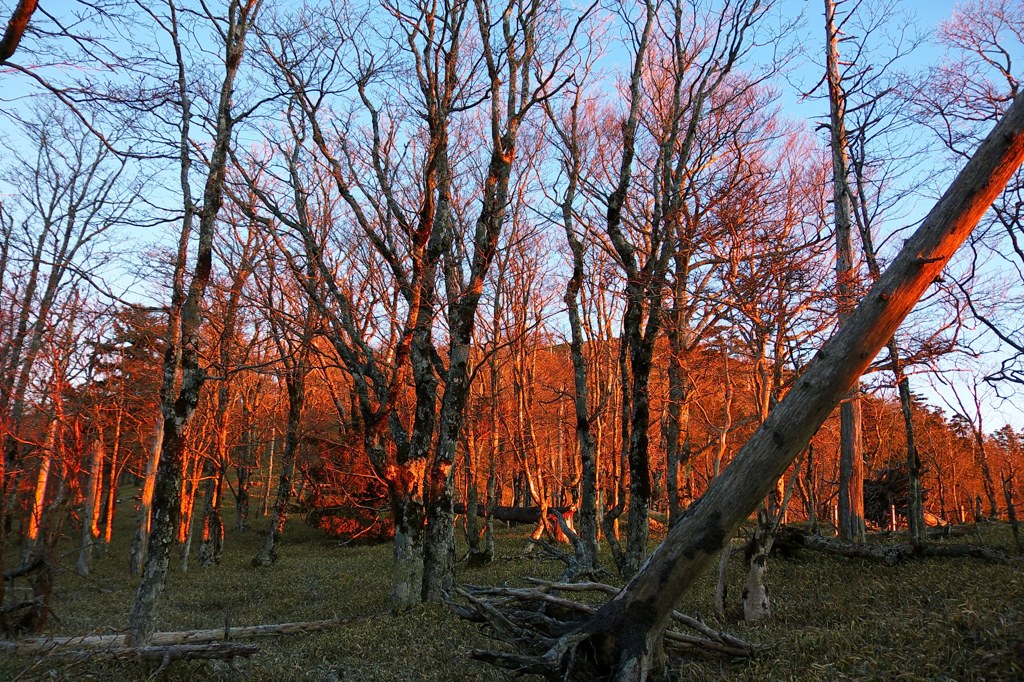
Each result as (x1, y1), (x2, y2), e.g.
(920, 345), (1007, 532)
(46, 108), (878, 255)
(460, 89), (1024, 681)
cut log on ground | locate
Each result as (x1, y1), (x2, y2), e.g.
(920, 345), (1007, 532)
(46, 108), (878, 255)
(44, 641), (260, 663)
(774, 527), (1017, 566)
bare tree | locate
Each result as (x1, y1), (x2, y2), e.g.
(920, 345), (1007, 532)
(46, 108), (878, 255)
(127, 0), (262, 646)
(824, 0), (866, 543)
(0, 107), (131, 605)
(590, 0), (780, 577)
(933, 374), (1001, 518)
(468, 84), (1024, 682)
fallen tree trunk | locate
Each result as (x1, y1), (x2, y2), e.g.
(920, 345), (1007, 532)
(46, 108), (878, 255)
(459, 89), (1024, 681)
(0, 616), (357, 654)
(774, 527), (1015, 565)
(454, 503), (572, 525)
(44, 641), (260, 663)
(452, 581), (755, 662)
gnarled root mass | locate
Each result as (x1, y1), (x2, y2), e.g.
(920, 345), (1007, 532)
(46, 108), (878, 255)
(450, 579), (755, 680)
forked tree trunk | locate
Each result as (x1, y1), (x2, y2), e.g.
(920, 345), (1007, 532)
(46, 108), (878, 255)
(540, 90), (1024, 681)
(127, 0), (260, 645)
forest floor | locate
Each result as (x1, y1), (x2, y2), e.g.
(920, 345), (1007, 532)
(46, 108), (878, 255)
(1, 493), (1022, 681)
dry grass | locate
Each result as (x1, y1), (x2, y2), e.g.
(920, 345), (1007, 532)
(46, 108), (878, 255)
(2, 495), (1022, 681)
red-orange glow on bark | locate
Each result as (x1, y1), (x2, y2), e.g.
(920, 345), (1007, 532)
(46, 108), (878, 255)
(0, 0), (38, 63)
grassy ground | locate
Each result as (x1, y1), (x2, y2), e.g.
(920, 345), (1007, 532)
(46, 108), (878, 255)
(2, 494), (1022, 681)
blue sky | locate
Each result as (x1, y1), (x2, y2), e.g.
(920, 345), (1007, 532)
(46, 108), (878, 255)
(3, 0), (1021, 430)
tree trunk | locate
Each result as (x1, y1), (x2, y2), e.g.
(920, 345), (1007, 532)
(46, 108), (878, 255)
(131, 417), (162, 576)
(532, 87), (1024, 680)
(838, 397), (865, 541)
(623, 329), (656, 577)
(663, 351), (690, 526)
(196, 460), (224, 567)
(261, 433), (274, 517)
(826, 0), (865, 545)
(1003, 473), (1021, 551)
(464, 427), (483, 559)
(975, 434), (999, 518)
(76, 438), (104, 577)
(127, 1), (259, 645)
(102, 412), (122, 549)
(25, 418), (56, 554)
(253, 369), (305, 567)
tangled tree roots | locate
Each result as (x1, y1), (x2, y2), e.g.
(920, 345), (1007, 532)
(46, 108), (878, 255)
(449, 579), (755, 680)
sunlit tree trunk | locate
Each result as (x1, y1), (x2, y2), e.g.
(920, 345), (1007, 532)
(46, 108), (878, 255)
(261, 433), (274, 518)
(130, 418), (162, 576)
(102, 408), (123, 551)
(25, 417), (57, 555)
(76, 437), (104, 576)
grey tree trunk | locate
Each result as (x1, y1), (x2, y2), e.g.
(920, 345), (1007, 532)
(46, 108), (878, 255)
(464, 427), (483, 559)
(825, 0), (865, 544)
(261, 434), (274, 517)
(253, 368), (305, 567)
(422, 0), (544, 600)
(563, 213), (599, 567)
(540, 87), (1024, 681)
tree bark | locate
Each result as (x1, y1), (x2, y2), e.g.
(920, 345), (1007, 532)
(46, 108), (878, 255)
(25, 418), (56, 551)
(521, 88), (1024, 681)
(0, 0), (39, 64)
(253, 367), (305, 567)
(825, 0), (865, 544)
(130, 418), (162, 576)
(126, 0), (260, 645)
(76, 438), (104, 577)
